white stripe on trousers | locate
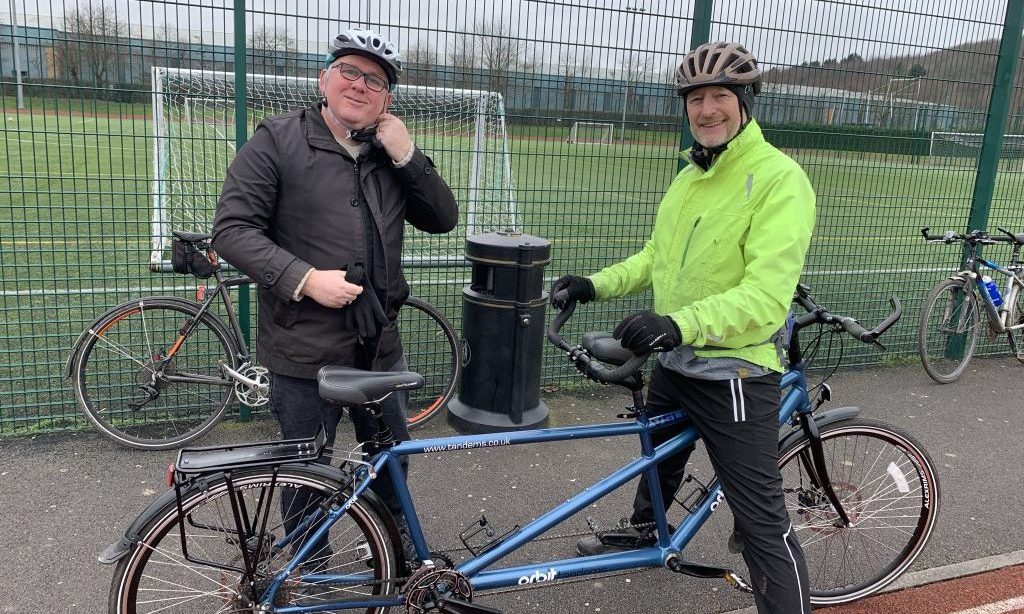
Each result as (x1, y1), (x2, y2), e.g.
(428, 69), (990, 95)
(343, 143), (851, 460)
(730, 378), (746, 421)
(782, 521), (807, 614)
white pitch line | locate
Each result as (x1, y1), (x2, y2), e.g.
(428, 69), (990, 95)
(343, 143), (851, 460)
(802, 266), (950, 276)
(948, 596), (1024, 614)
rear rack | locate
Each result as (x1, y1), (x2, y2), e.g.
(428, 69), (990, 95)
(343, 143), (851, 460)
(174, 427), (328, 474)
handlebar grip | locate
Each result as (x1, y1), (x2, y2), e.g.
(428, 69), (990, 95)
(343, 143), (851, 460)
(547, 300), (577, 351)
(870, 297), (903, 338)
(547, 299), (651, 386)
(836, 315), (870, 341)
(584, 352), (649, 383)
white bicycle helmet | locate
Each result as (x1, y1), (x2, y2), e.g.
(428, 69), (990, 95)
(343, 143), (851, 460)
(326, 28), (403, 89)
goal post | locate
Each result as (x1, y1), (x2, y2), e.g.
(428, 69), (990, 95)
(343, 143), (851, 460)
(149, 66), (519, 268)
(567, 121), (614, 145)
(928, 130), (1024, 170)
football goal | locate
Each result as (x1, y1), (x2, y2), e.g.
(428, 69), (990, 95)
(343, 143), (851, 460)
(567, 121), (614, 145)
(928, 131), (1024, 169)
(150, 66), (519, 268)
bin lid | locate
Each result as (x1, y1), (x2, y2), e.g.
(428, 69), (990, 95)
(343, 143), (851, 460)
(465, 230), (551, 265)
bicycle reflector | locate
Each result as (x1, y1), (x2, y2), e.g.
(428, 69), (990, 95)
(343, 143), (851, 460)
(196, 285), (206, 302)
(167, 463), (175, 487)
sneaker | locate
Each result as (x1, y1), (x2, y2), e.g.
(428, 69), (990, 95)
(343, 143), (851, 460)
(576, 518), (657, 556)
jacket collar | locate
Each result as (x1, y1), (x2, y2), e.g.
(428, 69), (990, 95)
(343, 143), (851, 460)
(302, 103), (388, 169)
(684, 119), (765, 172)
(304, 103), (343, 153)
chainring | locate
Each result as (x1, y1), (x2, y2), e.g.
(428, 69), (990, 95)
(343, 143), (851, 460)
(234, 364), (270, 406)
(404, 564), (473, 614)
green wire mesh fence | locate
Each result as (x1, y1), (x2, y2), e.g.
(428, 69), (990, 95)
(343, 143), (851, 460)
(2, 0), (1023, 435)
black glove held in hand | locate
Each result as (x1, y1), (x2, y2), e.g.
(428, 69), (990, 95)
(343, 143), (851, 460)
(550, 275), (596, 310)
(343, 263), (388, 342)
(613, 311), (682, 355)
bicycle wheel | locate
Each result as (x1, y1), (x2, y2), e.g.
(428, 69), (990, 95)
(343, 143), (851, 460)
(779, 419), (940, 606)
(918, 278), (980, 383)
(108, 465), (399, 614)
(1006, 280), (1024, 364)
(400, 296), (461, 429)
(73, 297), (238, 450)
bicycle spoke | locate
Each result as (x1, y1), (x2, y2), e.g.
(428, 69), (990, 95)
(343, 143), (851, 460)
(782, 422), (938, 605)
(86, 328), (154, 371)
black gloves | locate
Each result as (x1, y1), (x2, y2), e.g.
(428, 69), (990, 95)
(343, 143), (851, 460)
(550, 275), (596, 310)
(613, 311), (682, 355)
(343, 263), (388, 342)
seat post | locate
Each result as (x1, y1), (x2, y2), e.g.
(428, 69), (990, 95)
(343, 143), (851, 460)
(364, 401), (396, 448)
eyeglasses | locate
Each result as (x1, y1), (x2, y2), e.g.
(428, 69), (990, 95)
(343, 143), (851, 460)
(332, 61), (389, 92)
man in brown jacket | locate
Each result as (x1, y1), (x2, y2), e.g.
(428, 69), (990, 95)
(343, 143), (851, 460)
(213, 28), (458, 565)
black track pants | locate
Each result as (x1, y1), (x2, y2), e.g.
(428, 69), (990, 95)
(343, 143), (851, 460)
(631, 363), (811, 614)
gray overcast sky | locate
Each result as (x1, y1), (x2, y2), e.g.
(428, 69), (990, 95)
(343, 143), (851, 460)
(7, 0), (1012, 76)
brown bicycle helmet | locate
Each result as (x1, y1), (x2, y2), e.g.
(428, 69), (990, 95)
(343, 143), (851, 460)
(676, 42), (762, 97)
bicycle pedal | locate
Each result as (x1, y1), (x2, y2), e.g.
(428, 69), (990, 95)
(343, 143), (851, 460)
(725, 571), (753, 594)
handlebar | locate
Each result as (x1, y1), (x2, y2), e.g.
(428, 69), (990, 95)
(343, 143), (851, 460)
(547, 300), (648, 386)
(547, 284), (903, 387)
(793, 284), (902, 347)
(921, 226), (1022, 246)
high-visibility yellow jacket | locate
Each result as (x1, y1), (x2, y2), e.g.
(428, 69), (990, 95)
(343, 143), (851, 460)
(589, 120), (815, 372)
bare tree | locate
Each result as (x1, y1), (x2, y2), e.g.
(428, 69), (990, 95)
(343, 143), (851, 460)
(248, 26), (296, 74)
(154, 24), (190, 70)
(474, 20), (528, 95)
(448, 33), (479, 88)
(405, 42), (439, 87)
(55, 3), (128, 87)
(622, 51), (655, 83)
(621, 51), (655, 115)
(558, 48), (590, 112)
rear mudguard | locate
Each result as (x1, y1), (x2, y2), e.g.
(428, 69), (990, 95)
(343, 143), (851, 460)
(777, 406), (862, 452)
(64, 296), (218, 380)
(97, 462), (404, 570)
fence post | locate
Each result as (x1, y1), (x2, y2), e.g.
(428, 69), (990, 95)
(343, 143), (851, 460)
(964, 0), (1024, 251)
(677, 0), (713, 171)
(233, 0), (252, 420)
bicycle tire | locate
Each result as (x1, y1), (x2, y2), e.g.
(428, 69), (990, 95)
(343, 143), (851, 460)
(72, 297), (238, 450)
(400, 296), (461, 429)
(918, 277), (980, 383)
(108, 465), (399, 614)
(1007, 279), (1024, 365)
(779, 419), (940, 606)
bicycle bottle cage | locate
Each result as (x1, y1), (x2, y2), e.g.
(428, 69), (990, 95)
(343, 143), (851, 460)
(174, 427), (328, 475)
(459, 515), (521, 557)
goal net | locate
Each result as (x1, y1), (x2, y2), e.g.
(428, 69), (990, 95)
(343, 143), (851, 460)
(150, 66), (519, 267)
(928, 131), (1024, 168)
(567, 121), (614, 145)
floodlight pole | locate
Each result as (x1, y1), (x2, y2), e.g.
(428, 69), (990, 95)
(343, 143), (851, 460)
(9, 0), (24, 109)
(620, 4), (646, 142)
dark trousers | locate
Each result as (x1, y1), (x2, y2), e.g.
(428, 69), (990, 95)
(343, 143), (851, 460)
(632, 363), (811, 614)
(269, 356), (411, 565)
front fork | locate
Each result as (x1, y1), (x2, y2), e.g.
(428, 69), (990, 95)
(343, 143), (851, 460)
(797, 413), (852, 527)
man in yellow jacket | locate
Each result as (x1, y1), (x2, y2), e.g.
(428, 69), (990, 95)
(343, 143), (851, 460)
(551, 42), (815, 614)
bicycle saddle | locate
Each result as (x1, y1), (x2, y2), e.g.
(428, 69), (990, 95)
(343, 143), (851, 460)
(582, 332), (634, 366)
(318, 366), (424, 405)
(171, 230), (212, 243)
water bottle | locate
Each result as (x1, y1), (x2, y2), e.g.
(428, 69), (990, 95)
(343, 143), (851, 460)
(981, 275), (1003, 307)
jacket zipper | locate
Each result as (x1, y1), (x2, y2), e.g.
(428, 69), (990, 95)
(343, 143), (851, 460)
(679, 216), (701, 268)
